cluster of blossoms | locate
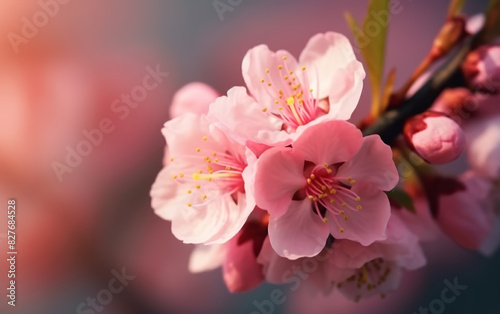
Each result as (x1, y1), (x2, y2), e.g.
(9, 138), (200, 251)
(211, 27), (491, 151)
(151, 29), (500, 301)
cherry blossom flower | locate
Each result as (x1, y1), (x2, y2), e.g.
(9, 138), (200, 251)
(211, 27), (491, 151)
(208, 32), (365, 146)
(253, 120), (399, 259)
(150, 113), (256, 245)
(256, 214), (426, 301)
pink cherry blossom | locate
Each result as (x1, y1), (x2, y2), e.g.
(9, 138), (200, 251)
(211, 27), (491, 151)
(332, 214), (426, 301)
(253, 120), (399, 259)
(150, 113), (256, 245)
(436, 171), (500, 255)
(256, 214), (426, 301)
(403, 112), (465, 164)
(208, 32), (365, 146)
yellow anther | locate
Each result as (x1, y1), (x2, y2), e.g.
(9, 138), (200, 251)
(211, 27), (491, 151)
(340, 228), (344, 233)
(187, 190), (192, 194)
(330, 189), (336, 194)
(278, 107), (283, 110)
(321, 185), (327, 191)
(214, 158), (219, 162)
(356, 196), (361, 202)
(192, 173), (200, 180)
(212, 152), (217, 156)
(170, 157), (174, 162)
(323, 163), (329, 168)
(262, 108), (267, 112)
(327, 169), (333, 174)
(187, 203), (192, 207)
(330, 199), (335, 204)
(265, 68), (270, 73)
(342, 203), (347, 207)
(196, 147), (201, 152)
(172, 175), (177, 179)
(310, 88), (313, 92)
(196, 185), (200, 189)
(302, 66), (306, 70)
(275, 100), (279, 104)
(278, 65), (283, 70)
(340, 210), (345, 215)
(344, 216), (349, 221)
(284, 75), (288, 79)
(268, 83), (272, 86)
(289, 71), (293, 75)
(198, 170), (203, 174)
(308, 195), (314, 200)
(279, 89), (283, 94)
(261, 79), (265, 83)
(351, 180), (356, 185)
(310, 174), (315, 179)
(323, 217), (328, 223)
(225, 166), (231, 170)
(357, 205), (362, 210)
(179, 173), (184, 178)
(282, 56), (287, 60)
(307, 178), (312, 184)
(286, 97), (295, 106)
(203, 136), (208, 141)
(202, 195), (207, 200)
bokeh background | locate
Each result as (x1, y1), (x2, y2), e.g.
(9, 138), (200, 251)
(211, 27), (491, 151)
(0, 0), (498, 313)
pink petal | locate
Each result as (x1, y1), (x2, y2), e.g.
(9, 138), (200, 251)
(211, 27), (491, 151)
(162, 113), (228, 159)
(223, 231), (264, 292)
(336, 135), (399, 191)
(328, 182), (390, 246)
(254, 147), (306, 218)
(150, 166), (189, 221)
(292, 120), (363, 166)
(326, 60), (365, 120)
(188, 244), (226, 273)
(171, 193), (242, 244)
(207, 86), (284, 146)
(205, 192), (255, 245)
(437, 173), (493, 251)
(268, 199), (330, 260)
(242, 45), (299, 107)
(169, 82), (218, 118)
(299, 32), (363, 100)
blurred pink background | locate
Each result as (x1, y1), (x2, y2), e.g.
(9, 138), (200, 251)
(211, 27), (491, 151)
(0, 0), (497, 313)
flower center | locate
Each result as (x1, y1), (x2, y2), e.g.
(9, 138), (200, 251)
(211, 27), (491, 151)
(338, 258), (393, 302)
(259, 55), (323, 131)
(305, 163), (362, 233)
(170, 136), (246, 208)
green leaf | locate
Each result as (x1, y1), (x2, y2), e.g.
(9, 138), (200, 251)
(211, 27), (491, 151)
(345, 0), (390, 118)
(447, 0), (467, 18)
(386, 189), (417, 214)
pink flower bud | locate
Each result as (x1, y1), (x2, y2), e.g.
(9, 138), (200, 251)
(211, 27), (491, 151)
(169, 82), (219, 118)
(404, 112), (465, 164)
(462, 45), (500, 93)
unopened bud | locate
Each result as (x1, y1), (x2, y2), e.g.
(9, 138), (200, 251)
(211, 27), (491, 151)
(404, 112), (465, 164)
(462, 45), (500, 94)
